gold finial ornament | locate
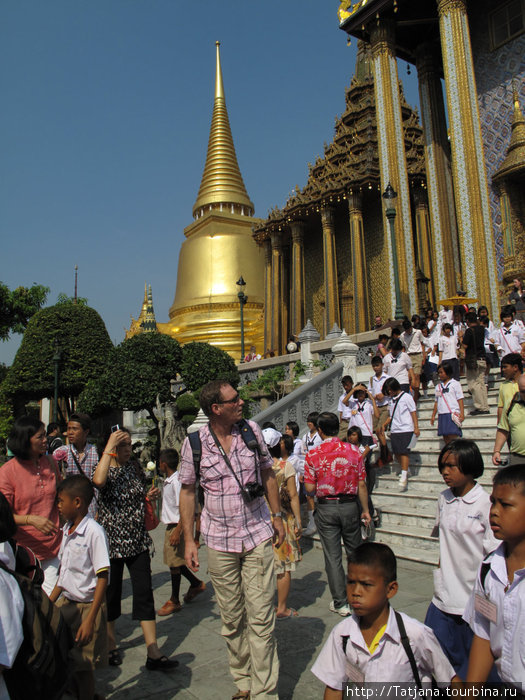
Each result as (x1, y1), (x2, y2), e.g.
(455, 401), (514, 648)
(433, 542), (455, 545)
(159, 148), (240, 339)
(192, 41), (254, 218)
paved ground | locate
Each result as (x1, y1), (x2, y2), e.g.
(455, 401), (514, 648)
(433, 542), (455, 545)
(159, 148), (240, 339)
(95, 527), (434, 699)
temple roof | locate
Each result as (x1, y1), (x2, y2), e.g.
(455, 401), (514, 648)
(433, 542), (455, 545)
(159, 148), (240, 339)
(493, 90), (525, 183)
(125, 283), (157, 338)
(254, 40), (426, 240)
(192, 42), (254, 218)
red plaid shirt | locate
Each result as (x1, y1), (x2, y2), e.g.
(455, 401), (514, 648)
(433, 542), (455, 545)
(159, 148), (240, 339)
(179, 421), (273, 553)
(304, 437), (365, 497)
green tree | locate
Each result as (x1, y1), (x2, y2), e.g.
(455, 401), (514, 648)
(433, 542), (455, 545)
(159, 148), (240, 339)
(0, 282), (49, 341)
(180, 342), (239, 392)
(78, 333), (183, 427)
(3, 304), (113, 417)
(56, 292), (88, 306)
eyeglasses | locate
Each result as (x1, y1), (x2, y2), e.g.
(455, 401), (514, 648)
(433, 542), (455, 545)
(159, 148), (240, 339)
(216, 393), (241, 405)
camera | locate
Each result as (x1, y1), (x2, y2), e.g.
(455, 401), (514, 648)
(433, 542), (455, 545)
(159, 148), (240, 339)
(242, 481), (265, 503)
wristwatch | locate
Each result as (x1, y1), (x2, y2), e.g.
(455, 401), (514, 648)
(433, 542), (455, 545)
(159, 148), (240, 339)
(271, 512), (283, 518)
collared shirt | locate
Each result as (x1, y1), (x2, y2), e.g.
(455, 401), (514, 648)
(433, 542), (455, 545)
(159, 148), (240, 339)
(497, 378), (519, 410)
(348, 398), (375, 437)
(463, 543), (525, 691)
(388, 392), (417, 433)
(57, 515), (110, 603)
(53, 443), (99, 518)
(498, 397), (525, 456)
(161, 471), (182, 524)
(338, 391), (352, 420)
(179, 421), (273, 553)
(303, 437), (365, 497)
(494, 326), (525, 355)
(401, 329), (425, 354)
(438, 335), (458, 361)
(0, 568), (24, 700)
(435, 379), (463, 415)
(369, 372), (389, 407)
(302, 431), (323, 453)
(311, 607), (455, 689)
(432, 483), (497, 615)
(0, 456), (62, 561)
(383, 352), (412, 385)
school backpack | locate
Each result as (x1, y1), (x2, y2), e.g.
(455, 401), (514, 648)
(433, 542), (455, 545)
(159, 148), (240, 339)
(1, 562), (74, 700)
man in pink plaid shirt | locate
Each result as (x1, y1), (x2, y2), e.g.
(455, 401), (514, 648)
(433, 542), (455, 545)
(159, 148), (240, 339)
(180, 380), (284, 700)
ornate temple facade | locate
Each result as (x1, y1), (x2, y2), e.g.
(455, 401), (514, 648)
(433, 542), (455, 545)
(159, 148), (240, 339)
(126, 43), (265, 358)
(336, 0), (524, 316)
(254, 42), (435, 354)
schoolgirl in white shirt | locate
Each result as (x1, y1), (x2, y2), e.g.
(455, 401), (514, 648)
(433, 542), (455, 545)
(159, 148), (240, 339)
(425, 440), (498, 681)
(438, 323), (460, 381)
(430, 362), (465, 444)
(381, 377), (419, 492)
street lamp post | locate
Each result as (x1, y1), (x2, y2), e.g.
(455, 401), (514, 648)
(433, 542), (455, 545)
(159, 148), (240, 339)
(236, 276), (248, 363)
(52, 338), (62, 424)
(382, 183), (404, 320)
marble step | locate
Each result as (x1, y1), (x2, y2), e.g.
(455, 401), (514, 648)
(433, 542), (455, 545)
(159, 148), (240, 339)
(372, 524), (439, 554)
(378, 507), (435, 531)
(374, 474), (493, 496)
(375, 462), (499, 479)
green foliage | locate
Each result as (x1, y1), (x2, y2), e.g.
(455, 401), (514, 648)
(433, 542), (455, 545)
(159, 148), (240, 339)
(175, 392), (199, 416)
(180, 342), (239, 392)
(242, 365), (286, 402)
(78, 333), (182, 422)
(0, 282), (49, 341)
(56, 293), (88, 306)
(3, 304), (112, 413)
(0, 396), (14, 450)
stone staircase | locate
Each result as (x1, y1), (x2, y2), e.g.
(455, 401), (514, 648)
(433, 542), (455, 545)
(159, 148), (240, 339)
(371, 370), (501, 567)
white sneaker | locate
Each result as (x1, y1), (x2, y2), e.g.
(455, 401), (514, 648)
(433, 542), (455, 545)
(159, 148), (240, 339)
(329, 601), (351, 616)
(398, 478), (408, 492)
(303, 521), (317, 537)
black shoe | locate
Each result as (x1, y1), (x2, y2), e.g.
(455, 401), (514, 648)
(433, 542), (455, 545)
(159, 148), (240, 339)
(479, 410), (490, 414)
(146, 655), (179, 671)
(109, 649), (122, 666)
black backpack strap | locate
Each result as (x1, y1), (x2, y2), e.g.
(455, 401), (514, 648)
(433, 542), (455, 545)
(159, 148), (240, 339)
(238, 419), (262, 456)
(479, 561), (491, 593)
(188, 430), (202, 481)
(341, 635), (349, 655)
(394, 610), (422, 690)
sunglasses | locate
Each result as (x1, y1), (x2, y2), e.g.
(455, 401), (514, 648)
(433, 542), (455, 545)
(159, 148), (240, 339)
(216, 393), (241, 405)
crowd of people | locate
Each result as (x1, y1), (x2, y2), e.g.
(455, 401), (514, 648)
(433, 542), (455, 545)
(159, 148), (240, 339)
(0, 297), (525, 699)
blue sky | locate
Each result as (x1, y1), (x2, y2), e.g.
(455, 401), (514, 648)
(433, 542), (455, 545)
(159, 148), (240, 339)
(1, 1), (420, 364)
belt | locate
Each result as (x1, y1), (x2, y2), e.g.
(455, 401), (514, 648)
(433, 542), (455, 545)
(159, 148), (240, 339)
(318, 494), (357, 504)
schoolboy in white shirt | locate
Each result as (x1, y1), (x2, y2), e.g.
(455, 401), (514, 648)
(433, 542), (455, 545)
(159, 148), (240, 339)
(49, 475), (110, 700)
(337, 376), (354, 441)
(311, 543), (458, 697)
(463, 465), (525, 691)
(302, 412), (322, 537)
(383, 340), (414, 393)
(368, 357), (391, 465)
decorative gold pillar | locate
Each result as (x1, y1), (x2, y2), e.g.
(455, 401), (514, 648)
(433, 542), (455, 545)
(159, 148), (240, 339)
(270, 231), (285, 353)
(348, 193), (369, 333)
(290, 221), (306, 337)
(413, 188), (435, 306)
(437, 0), (499, 318)
(320, 206), (340, 334)
(263, 239), (272, 352)
(416, 43), (460, 300)
(370, 19), (418, 316)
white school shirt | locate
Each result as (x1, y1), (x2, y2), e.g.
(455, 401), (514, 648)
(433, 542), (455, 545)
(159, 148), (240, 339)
(338, 391), (352, 420)
(423, 336), (438, 363)
(348, 398), (375, 437)
(57, 515), (110, 603)
(434, 378), (464, 415)
(432, 483), (497, 615)
(438, 335), (458, 361)
(463, 543), (525, 691)
(311, 607), (455, 690)
(161, 470), (182, 524)
(452, 321), (466, 342)
(302, 431), (322, 453)
(388, 392), (416, 433)
(0, 569), (24, 700)
(401, 329), (425, 354)
(439, 309), (453, 324)
(494, 325), (525, 356)
(369, 372), (389, 407)
(383, 352), (412, 385)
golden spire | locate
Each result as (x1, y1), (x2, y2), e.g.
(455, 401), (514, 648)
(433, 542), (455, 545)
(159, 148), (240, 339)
(192, 41), (254, 218)
(493, 87), (525, 182)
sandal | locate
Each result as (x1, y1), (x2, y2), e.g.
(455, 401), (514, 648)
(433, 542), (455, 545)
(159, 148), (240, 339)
(276, 608), (298, 620)
(108, 649), (122, 666)
(232, 692), (250, 700)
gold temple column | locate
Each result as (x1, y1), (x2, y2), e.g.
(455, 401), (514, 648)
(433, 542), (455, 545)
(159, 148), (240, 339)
(369, 19), (418, 316)
(348, 193), (369, 333)
(416, 43), (460, 301)
(263, 239), (272, 352)
(320, 206), (340, 334)
(413, 188), (435, 306)
(290, 221), (306, 337)
(437, 0), (499, 318)
(270, 231), (284, 353)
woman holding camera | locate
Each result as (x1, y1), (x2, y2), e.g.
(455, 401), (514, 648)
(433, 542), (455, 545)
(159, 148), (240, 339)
(93, 428), (178, 671)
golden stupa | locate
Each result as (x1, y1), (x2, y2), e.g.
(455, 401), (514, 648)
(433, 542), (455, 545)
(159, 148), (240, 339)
(162, 41), (264, 358)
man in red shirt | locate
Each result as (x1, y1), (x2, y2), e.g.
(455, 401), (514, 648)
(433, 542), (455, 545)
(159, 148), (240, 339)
(304, 412), (371, 617)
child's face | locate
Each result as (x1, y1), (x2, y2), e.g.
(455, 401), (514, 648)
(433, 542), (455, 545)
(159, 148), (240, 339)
(57, 492), (81, 522)
(307, 421), (315, 432)
(279, 439), (289, 457)
(502, 315), (512, 327)
(354, 390), (366, 402)
(342, 380), (353, 392)
(284, 426), (294, 437)
(439, 452), (472, 493)
(373, 363), (382, 375)
(444, 327), (451, 336)
(347, 563), (397, 618)
(348, 432), (359, 445)
(158, 460), (168, 476)
(490, 483), (525, 542)
(437, 366), (448, 382)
